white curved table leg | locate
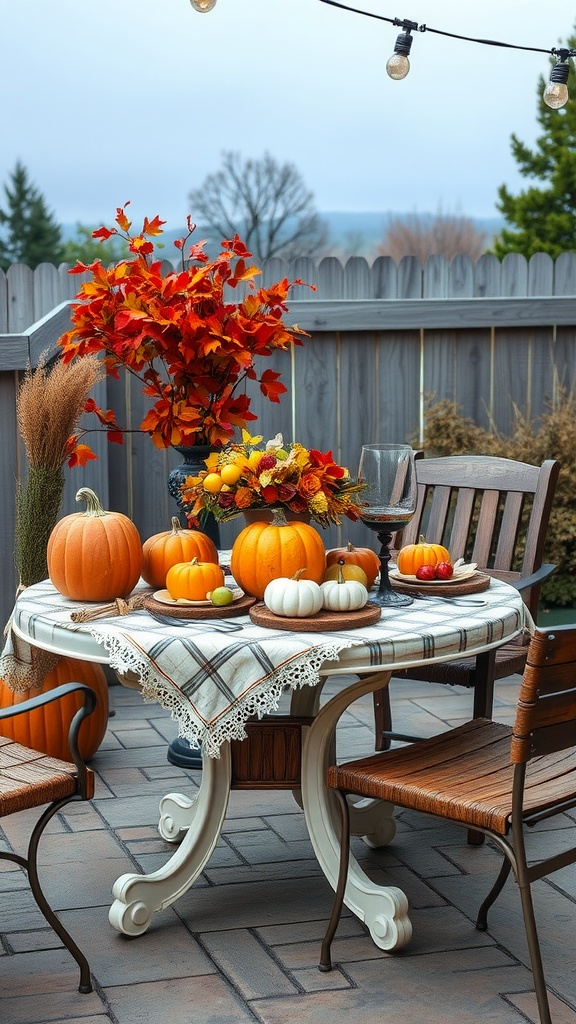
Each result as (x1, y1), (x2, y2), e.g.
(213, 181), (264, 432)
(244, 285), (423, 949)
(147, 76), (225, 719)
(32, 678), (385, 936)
(301, 671), (412, 951)
(109, 744), (231, 936)
(158, 791), (198, 842)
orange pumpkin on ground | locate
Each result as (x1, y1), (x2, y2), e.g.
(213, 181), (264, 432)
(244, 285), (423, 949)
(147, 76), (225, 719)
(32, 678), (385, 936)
(0, 656), (109, 762)
(142, 518), (219, 589)
(325, 542), (380, 588)
(231, 513), (326, 600)
(166, 559), (224, 601)
(47, 488), (142, 602)
(396, 535), (451, 576)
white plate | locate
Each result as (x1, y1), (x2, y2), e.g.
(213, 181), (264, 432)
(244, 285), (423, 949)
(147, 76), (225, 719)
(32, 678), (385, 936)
(389, 563), (478, 585)
(153, 587), (243, 607)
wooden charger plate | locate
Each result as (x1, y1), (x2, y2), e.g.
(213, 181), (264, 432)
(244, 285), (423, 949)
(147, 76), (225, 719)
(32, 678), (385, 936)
(249, 601), (382, 632)
(144, 592), (257, 620)
(390, 570), (491, 598)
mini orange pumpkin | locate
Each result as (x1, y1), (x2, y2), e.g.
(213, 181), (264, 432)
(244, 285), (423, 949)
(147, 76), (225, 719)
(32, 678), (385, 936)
(47, 488), (143, 601)
(142, 517), (219, 589)
(0, 656), (109, 762)
(230, 510), (326, 599)
(166, 558), (224, 601)
(396, 535), (451, 575)
(325, 541), (380, 588)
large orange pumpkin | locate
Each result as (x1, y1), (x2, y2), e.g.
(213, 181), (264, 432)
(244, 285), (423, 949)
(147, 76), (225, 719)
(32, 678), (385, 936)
(0, 656), (109, 762)
(325, 541), (380, 589)
(142, 518), (219, 589)
(231, 513), (326, 599)
(396, 535), (451, 575)
(47, 487), (143, 601)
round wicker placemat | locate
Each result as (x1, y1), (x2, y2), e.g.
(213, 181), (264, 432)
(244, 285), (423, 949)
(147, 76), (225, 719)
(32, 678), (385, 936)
(249, 601), (382, 632)
(390, 570), (491, 597)
(144, 592), (257, 620)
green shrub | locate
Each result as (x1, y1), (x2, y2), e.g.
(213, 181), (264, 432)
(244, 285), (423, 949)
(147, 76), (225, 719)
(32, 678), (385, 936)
(417, 396), (576, 608)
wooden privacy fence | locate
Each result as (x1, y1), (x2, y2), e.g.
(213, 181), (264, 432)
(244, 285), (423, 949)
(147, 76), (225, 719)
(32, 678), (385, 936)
(1, 250), (575, 630)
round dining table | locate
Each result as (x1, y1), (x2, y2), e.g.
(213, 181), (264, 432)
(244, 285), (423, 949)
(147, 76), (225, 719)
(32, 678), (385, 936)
(2, 571), (527, 952)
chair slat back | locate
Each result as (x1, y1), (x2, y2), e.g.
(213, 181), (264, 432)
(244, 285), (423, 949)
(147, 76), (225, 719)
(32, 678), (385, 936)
(396, 456), (559, 620)
(512, 626), (576, 762)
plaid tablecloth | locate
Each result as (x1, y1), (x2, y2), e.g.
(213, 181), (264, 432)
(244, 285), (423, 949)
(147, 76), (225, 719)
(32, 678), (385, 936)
(2, 577), (527, 757)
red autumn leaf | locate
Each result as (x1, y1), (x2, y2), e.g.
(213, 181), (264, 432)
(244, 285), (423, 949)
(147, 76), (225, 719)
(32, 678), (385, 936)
(142, 215), (166, 236)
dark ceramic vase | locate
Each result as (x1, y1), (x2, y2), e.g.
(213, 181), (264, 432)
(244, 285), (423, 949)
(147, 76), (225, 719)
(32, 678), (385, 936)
(167, 444), (221, 549)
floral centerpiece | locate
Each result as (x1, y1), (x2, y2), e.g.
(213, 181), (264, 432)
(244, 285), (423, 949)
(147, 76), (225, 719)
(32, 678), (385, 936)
(179, 431), (364, 528)
(57, 204), (310, 457)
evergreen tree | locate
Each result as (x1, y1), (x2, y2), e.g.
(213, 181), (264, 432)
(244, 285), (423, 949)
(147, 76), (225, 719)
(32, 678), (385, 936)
(493, 41), (576, 259)
(0, 161), (64, 270)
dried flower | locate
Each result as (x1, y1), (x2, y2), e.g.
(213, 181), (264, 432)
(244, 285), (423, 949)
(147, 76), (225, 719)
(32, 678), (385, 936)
(15, 352), (105, 588)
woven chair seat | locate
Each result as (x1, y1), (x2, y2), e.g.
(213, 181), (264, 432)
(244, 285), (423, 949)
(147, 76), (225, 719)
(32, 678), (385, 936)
(328, 718), (576, 834)
(0, 735), (94, 818)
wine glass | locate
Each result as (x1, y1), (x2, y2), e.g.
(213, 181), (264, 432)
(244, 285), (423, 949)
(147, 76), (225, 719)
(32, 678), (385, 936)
(357, 444), (417, 607)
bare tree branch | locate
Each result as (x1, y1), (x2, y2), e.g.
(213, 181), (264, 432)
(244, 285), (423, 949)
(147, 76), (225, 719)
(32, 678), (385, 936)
(188, 151), (327, 260)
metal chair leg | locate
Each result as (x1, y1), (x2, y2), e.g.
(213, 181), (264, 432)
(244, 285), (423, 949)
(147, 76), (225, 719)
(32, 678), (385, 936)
(476, 856), (512, 930)
(27, 798), (92, 994)
(319, 790), (351, 972)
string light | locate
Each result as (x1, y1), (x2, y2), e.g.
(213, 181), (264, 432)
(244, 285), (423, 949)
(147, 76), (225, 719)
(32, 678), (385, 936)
(188, 0), (576, 109)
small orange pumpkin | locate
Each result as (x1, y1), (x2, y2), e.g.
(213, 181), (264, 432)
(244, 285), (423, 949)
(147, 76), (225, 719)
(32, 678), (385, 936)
(166, 558), (224, 601)
(0, 656), (109, 762)
(142, 518), (219, 589)
(230, 510), (326, 599)
(325, 541), (380, 588)
(47, 488), (143, 602)
(396, 535), (451, 575)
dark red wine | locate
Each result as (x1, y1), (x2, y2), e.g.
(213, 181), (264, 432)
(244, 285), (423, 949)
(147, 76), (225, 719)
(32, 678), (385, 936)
(361, 511), (413, 533)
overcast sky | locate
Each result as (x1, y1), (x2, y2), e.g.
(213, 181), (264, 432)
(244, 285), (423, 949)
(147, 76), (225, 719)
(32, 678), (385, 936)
(2, 0), (575, 231)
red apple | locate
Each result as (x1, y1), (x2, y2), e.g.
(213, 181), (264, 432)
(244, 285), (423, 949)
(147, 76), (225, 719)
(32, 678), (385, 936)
(415, 564), (436, 581)
(435, 561), (454, 580)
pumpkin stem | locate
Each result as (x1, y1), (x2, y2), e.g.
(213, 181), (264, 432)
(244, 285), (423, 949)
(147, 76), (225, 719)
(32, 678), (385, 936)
(271, 507), (289, 527)
(75, 487), (107, 517)
(170, 516), (183, 533)
(346, 541), (354, 552)
(337, 563), (345, 585)
(290, 569), (307, 581)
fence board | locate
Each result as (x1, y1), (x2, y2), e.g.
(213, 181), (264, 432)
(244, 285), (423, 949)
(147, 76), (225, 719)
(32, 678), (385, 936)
(1, 252), (576, 629)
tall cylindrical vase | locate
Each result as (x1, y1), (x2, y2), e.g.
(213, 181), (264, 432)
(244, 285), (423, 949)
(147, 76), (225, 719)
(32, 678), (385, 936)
(168, 444), (221, 549)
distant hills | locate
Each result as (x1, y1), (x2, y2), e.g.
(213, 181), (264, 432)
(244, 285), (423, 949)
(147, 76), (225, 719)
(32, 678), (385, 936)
(62, 211), (505, 261)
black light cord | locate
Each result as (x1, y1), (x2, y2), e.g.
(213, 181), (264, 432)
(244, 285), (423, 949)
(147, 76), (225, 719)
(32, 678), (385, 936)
(316, 0), (576, 60)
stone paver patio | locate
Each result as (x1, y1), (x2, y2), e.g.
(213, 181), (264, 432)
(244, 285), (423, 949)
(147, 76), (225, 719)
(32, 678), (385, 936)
(1, 669), (575, 1024)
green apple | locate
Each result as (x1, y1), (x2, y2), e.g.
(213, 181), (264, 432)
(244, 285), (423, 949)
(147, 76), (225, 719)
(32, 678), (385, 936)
(208, 587), (235, 607)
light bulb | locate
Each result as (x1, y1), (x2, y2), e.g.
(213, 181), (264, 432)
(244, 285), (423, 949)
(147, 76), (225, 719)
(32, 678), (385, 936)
(386, 29), (413, 82)
(543, 61), (570, 109)
(190, 0), (216, 11)
(386, 53), (410, 80)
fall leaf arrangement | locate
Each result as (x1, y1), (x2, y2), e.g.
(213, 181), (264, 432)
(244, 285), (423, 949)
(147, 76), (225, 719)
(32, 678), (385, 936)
(179, 431), (364, 528)
(57, 204), (310, 456)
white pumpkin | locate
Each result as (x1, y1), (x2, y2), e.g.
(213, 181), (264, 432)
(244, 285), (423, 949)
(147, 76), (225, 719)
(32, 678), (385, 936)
(321, 575), (368, 612)
(264, 571), (323, 617)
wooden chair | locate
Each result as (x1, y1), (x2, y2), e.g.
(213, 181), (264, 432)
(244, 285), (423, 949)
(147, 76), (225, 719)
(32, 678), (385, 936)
(373, 455), (560, 751)
(320, 625), (576, 1024)
(0, 682), (96, 994)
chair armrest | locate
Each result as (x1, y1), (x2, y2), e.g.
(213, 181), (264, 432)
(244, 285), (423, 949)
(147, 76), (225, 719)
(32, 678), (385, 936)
(0, 682), (96, 720)
(514, 564), (557, 593)
(0, 683), (97, 788)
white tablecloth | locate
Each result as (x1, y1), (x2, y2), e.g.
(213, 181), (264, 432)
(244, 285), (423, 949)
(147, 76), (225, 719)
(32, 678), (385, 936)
(2, 577), (526, 757)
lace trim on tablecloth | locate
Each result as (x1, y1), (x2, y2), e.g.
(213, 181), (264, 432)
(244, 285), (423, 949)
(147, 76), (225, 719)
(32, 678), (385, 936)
(89, 628), (355, 758)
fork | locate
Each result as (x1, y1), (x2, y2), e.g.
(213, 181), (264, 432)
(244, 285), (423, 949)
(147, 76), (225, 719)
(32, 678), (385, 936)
(411, 593), (487, 607)
(146, 609), (243, 632)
